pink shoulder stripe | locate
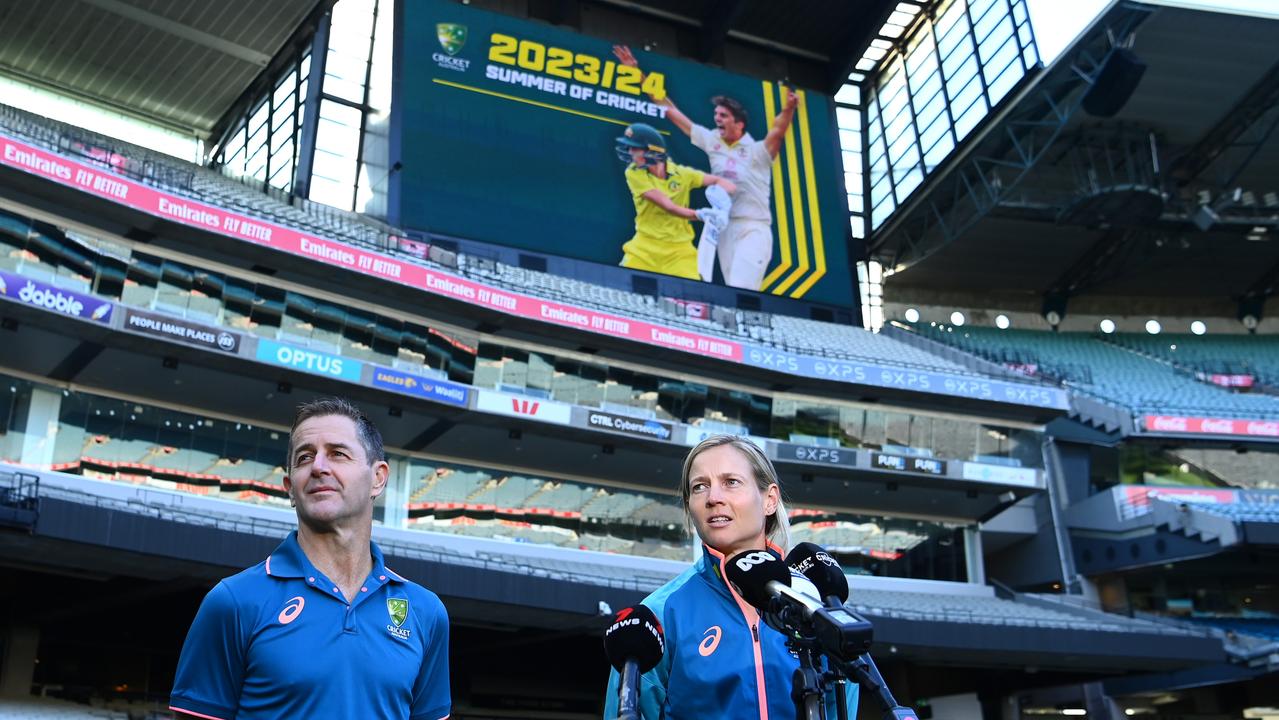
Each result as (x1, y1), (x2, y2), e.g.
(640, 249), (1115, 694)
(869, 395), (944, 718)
(385, 565), (407, 581)
(169, 705), (228, 720)
(265, 555), (272, 575)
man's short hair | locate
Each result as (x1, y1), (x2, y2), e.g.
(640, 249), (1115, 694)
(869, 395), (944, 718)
(286, 397), (385, 470)
(711, 95), (748, 127)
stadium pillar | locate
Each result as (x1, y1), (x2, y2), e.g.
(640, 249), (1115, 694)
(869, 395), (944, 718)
(1042, 438), (1081, 592)
(380, 461), (410, 529)
(0, 623), (38, 697)
(997, 694), (1021, 720)
(17, 387), (61, 469)
(293, 12), (331, 201)
(964, 527), (985, 585)
(1082, 681), (1125, 719)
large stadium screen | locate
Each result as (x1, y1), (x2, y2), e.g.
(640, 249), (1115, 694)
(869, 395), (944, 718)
(396, 0), (856, 306)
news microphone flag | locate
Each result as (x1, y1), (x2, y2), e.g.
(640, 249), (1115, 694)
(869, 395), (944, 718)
(603, 605), (664, 673)
(604, 605), (664, 720)
(786, 542), (849, 605)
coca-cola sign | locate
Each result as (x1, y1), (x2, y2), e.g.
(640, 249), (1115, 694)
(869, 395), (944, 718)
(1143, 415), (1279, 438)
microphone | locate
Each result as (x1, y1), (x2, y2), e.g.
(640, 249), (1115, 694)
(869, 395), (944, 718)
(724, 549), (824, 621)
(603, 605), (665, 720)
(786, 542), (849, 607)
(725, 550), (872, 662)
(786, 544), (917, 718)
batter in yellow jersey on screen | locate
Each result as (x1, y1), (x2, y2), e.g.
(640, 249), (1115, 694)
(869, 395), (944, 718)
(615, 122), (736, 279)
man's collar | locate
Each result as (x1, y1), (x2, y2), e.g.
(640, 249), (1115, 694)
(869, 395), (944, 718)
(371, 539), (407, 584)
(264, 531), (309, 578)
(264, 531), (404, 584)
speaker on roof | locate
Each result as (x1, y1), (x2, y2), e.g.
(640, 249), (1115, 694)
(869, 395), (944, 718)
(1082, 48), (1146, 117)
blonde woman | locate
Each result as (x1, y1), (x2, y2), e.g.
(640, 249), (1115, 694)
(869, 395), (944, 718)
(604, 435), (858, 719)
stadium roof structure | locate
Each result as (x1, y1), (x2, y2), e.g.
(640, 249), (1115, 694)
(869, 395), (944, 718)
(0, 0), (334, 135)
(0, 0), (905, 138)
(872, 1), (1279, 313)
(582, 0), (905, 92)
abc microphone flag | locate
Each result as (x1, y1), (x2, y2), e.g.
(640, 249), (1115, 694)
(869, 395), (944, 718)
(723, 549), (794, 611)
(604, 605), (664, 720)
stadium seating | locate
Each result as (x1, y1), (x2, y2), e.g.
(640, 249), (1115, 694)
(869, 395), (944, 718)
(527, 481), (599, 512)
(21, 461), (1226, 648)
(1183, 617), (1279, 641)
(791, 520), (929, 556)
(907, 325), (1279, 419)
(1185, 502), (1279, 523)
(7, 217), (1040, 441)
(851, 588), (1111, 628)
(0, 696), (128, 720)
(1165, 448), (1278, 490)
(1109, 332), (1279, 387)
(841, 580), (1207, 637)
(411, 467), (488, 503)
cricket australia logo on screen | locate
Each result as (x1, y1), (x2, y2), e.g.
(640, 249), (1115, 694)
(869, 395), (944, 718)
(434, 23), (470, 71)
(386, 598), (412, 640)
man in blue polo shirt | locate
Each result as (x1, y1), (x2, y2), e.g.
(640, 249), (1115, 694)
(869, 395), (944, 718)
(170, 397), (451, 720)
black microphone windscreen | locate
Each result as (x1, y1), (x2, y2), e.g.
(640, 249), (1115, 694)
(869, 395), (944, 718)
(603, 605), (665, 673)
(724, 550), (791, 610)
(786, 542), (849, 604)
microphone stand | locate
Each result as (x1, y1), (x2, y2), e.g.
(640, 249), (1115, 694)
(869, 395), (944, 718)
(769, 602), (838, 720)
(616, 660), (640, 720)
(788, 633), (828, 720)
(839, 653), (919, 720)
(819, 596), (850, 720)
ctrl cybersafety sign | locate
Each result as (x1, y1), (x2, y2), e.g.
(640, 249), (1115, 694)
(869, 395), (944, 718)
(0, 270), (113, 323)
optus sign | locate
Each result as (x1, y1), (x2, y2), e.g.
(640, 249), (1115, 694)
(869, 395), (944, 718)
(0, 270), (113, 323)
(256, 339), (363, 382)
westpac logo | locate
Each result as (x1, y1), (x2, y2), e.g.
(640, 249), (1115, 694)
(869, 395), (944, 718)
(476, 390), (571, 425)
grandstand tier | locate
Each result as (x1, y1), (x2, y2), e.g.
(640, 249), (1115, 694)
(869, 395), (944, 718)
(0, 108), (1071, 422)
(905, 323), (1279, 425)
(3, 463), (1228, 673)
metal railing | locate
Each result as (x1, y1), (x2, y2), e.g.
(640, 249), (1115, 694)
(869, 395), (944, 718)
(0, 466), (40, 530)
(38, 481), (672, 594)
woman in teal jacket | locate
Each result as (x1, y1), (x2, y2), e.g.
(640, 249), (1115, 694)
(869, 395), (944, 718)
(604, 435), (858, 720)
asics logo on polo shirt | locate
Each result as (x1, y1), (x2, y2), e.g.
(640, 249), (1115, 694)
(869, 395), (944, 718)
(698, 625), (722, 657)
(278, 596), (305, 624)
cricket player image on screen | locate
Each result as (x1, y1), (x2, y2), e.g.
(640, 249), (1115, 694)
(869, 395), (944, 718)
(614, 45), (799, 291)
(615, 122), (738, 280)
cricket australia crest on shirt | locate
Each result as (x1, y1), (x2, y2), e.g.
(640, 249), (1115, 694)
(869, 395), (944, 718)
(386, 598), (411, 640)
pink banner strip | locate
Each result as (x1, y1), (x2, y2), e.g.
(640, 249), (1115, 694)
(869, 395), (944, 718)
(1, 134), (742, 362)
(1143, 415), (1279, 438)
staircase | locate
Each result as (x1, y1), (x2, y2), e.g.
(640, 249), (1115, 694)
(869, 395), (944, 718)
(1148, 496), (1241, 548)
